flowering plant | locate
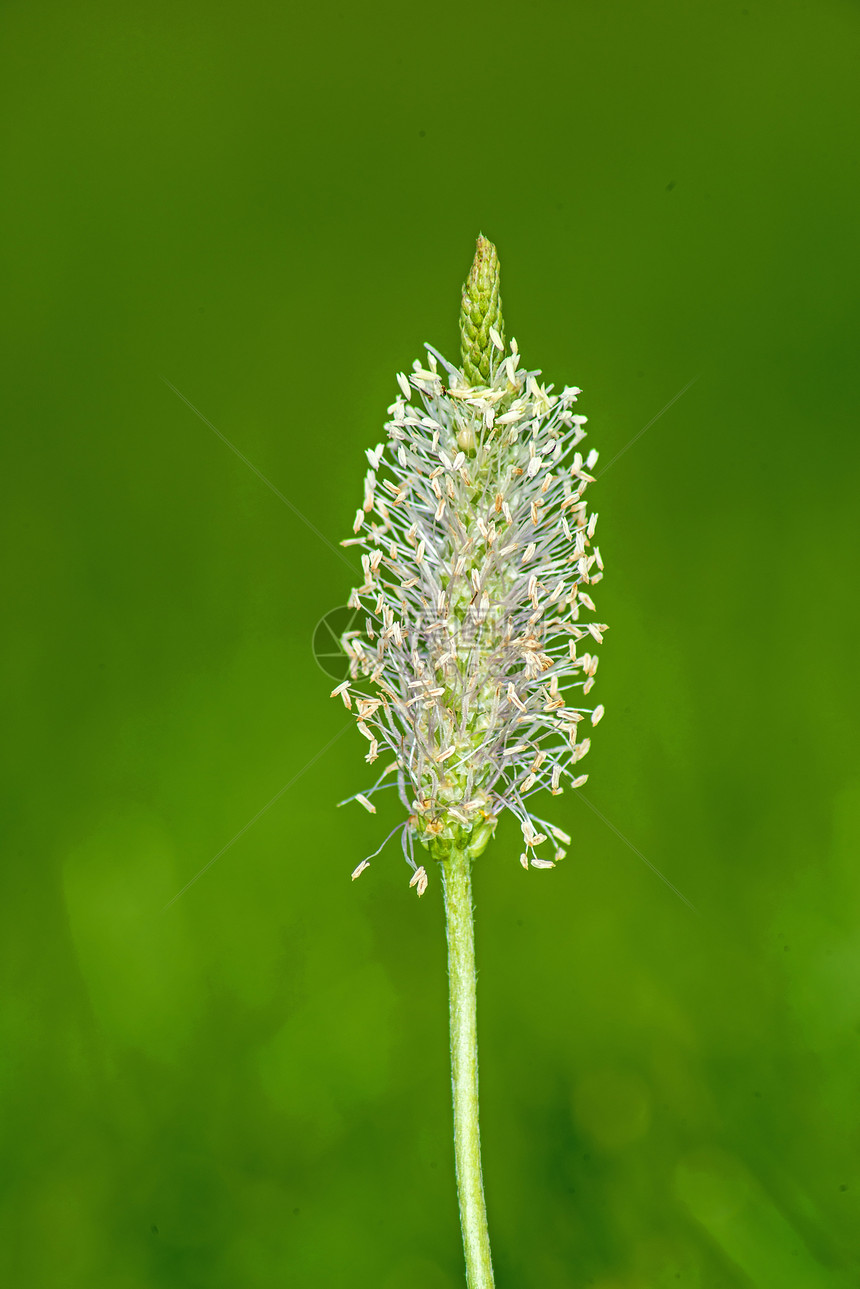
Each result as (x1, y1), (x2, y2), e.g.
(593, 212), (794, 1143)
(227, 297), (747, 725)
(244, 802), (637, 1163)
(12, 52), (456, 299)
(332, 236), (605, 1287)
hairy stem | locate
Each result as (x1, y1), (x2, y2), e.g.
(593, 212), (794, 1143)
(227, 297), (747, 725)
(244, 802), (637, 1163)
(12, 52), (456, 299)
(442, 846), (495, 1288)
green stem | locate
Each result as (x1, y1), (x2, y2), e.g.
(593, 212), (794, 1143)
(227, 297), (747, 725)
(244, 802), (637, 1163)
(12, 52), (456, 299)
(442, 846), (495, 1288)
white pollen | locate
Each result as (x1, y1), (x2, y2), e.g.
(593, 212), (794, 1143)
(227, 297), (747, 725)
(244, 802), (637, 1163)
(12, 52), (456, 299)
(507, 683), (527, 713)
(410, 866), (429, 896)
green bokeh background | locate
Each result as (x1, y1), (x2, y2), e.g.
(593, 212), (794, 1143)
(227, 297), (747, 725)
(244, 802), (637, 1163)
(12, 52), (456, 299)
(3, 2), (859, 1285)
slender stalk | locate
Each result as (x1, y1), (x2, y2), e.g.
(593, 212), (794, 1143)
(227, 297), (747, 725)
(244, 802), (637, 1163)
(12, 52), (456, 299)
(442, 846), (495, 1288)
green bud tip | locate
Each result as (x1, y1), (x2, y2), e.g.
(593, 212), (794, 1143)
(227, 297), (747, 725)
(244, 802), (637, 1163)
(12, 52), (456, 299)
(459, 234), (505, 387)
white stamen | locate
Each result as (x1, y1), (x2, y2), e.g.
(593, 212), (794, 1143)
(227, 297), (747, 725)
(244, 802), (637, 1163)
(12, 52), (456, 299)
(409, 865), (429, 896)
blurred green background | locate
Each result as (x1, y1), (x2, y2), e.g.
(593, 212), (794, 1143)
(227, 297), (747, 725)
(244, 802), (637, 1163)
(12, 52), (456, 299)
(2, 1), (859, 1285)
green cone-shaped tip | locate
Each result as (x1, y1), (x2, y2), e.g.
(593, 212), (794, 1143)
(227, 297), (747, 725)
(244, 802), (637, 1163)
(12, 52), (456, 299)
(460, 234), (505, 387)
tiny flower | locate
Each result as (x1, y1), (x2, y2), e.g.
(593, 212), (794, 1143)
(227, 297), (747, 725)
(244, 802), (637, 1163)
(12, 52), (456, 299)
(337, 237), (606, 886)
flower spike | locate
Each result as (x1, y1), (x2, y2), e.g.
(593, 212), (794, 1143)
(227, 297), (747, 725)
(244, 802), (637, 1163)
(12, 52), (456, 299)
(336, 236), (606, 890)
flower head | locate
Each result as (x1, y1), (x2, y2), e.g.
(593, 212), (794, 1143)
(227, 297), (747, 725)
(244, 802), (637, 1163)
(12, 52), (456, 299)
(335, 238), (606, 887)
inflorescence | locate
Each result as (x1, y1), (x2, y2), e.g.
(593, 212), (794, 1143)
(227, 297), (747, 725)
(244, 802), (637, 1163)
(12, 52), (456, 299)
(333, 238), (606, 893)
